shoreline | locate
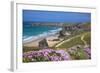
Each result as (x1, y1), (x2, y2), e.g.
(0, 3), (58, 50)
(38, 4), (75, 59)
(23, 28), (62, 44)
(23, 34), (62, 47)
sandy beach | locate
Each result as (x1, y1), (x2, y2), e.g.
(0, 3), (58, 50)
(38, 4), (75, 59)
(23, 34), (62, 47)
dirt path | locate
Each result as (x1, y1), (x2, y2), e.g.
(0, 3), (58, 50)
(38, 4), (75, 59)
(55, 35), (81, 47)
(81, 33), (87, 45)
(55, 32), (88, 48)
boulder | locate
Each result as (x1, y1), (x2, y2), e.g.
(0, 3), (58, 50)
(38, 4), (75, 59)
(58, 30), (66, 38)
(38, 38), (49, 49)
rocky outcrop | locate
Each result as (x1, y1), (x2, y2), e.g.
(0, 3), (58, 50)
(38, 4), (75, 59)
(58, 30), (66, 38)
(38, 39), (49, 49)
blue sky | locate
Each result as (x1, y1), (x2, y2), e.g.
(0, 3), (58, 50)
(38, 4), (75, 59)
(23, 10), (91, 23)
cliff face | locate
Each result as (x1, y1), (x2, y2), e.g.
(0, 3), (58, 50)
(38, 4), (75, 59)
(63, 23), (91, 31)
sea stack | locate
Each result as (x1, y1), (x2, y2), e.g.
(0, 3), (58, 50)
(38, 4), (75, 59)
(38, 38), (49, 49)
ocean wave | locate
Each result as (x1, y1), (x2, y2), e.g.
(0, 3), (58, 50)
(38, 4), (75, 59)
(23, 28), (62, 43)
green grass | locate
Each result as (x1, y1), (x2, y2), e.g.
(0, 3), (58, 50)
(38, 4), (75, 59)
(82, 22), (91, 28)
(83, 32), (91, 45)
(53, 30), (87, 48)
(23, 46), (40, 52)
(56, 32), (90, 49)
(71, 47), (88, 60)
(56, 35), (84, 49)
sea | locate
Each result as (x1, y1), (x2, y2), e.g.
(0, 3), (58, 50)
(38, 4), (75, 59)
(23, 22), (62, 43)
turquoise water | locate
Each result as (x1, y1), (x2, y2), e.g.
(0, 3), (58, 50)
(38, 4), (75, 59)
(23, 22), (62, 43)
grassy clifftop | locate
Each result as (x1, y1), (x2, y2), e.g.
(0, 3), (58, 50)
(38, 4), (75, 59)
(55, 32), (90, 49)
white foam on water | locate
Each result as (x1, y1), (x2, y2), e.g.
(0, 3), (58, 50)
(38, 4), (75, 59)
(23, 28), (62, 43)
